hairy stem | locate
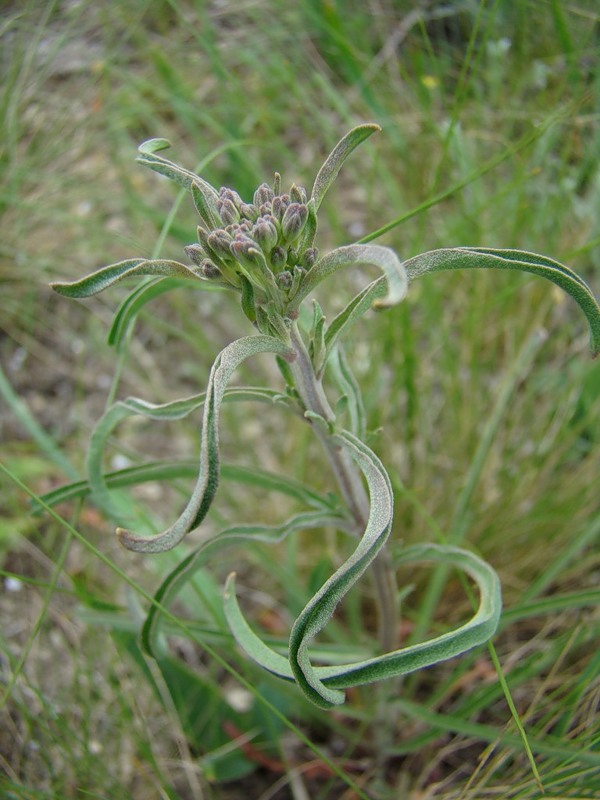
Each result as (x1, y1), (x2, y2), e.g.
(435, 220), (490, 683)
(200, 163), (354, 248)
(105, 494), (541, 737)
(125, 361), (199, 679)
(288, 321), (398, 652)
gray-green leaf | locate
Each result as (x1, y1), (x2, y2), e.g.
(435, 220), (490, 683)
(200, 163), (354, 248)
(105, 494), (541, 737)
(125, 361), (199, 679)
(50, 259), (204, 298)
(289, 244), (407, 314)
(404, 247), (600, 356)
(117, 335), (294, 553)
(311, 124), (381, 212)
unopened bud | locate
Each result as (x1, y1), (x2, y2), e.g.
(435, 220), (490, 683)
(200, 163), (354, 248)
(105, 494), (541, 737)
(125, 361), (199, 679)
(240, 202), (259, 221)
(281, 202), (308, 243)
(253, 219), (279, 252)
(290, 183), (307, 203)
(253, 183), (274, 207)
(201, 260), (221, 279)
(272, 194), (290, 221)
(230, 234), (261, 269)
(302, 247), (319, 268)
(273, 172), (281, 195)
(218, 198), (240, 226)
(207, 229), (234, 260)
(277, 270), (292, 289)
(184, 244), (208, 266)
(219, 187), (242, 209)
(270, 246), (287, 270)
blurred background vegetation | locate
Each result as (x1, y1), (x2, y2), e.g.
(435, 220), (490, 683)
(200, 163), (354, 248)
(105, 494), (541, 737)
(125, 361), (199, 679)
(1, 1), (599, 798)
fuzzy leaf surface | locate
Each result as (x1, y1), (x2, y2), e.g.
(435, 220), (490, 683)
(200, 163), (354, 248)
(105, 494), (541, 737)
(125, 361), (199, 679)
(50, 259), (204, 298)
(290, 245), (407, 314)
(225, 542), (501, 706)
(311, 123), (381, 211)
(404, 247), (600, 356)
(136, 139), (220, 199)
(142, 510), (347, 659)
(86, 386), (283, 519)
(116, 335), (293, 552)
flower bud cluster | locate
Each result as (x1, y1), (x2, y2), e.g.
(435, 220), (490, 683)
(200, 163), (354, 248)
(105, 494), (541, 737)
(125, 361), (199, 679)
(184, 176), (317, 313)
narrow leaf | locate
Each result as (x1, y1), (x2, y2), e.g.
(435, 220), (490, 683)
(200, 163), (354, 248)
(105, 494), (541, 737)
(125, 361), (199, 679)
(117, 335), (294, 552)
(191, 180), (222, 229)
(225, 542), (502, 705)
(136, 139), (220, 200)
(328, 347), (366, 440)
(288, 430), (394, 707)
(289, 244), (407, 314)
(138, 138), (172, 154)
(404, 247), (600, 356)
(50, 259), (204, 298)
(142, 510), (346, 659)
(37, 457), (336, 517)
(87, 385), (292, 521)
(311, 124), (381, 211)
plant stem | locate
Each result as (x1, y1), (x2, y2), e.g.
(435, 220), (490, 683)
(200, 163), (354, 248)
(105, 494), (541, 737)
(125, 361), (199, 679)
(288, 321), (398, 652)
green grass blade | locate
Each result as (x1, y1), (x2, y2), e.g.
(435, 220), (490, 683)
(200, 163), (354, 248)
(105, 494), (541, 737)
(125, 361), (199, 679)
(0, 462), (372, 800)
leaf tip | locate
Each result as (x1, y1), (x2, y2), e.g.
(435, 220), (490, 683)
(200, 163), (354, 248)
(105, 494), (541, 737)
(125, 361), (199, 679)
(224, 571), (237, 599)
(138, 138), (171, 155)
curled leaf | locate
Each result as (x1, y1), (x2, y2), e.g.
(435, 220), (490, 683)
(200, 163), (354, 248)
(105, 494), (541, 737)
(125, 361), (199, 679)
(404, 247), (600, 357)
(311, 123), (381, 211)
(136, 139), (220, 199)
(117, 335), (294, 553)
(142, 510), (347, 659)
(108, 276), (222, 349)
(224, 540), (501, 707)
(86, 385), (290, 518)
(288, 430), (394, 706)
(289, 244), (407, 315)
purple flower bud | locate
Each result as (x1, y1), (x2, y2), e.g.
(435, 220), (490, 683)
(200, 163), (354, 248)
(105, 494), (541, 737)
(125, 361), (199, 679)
(201, 260), (221, 279)
(207, 229), (234, 260)
(184, 244), (208, 266)
(230, 234), (258, 268)
(240, 202), (259, 221)
(270, 246), (287, 270)
(218, 198), (240, 226)
(302, 247), (319, 268)
(219, 187), (243, 209)
(272, 194), (290, 221)
(253, 183), (274, 207)
(276, 270), (292, 289)
(253, 219), (279, 252)
(281, 202), (308, 243)
(290, 183), (307, 204)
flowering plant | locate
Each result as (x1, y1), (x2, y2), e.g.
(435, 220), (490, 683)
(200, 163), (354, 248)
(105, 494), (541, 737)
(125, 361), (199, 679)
(51, 125), (600, 707)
